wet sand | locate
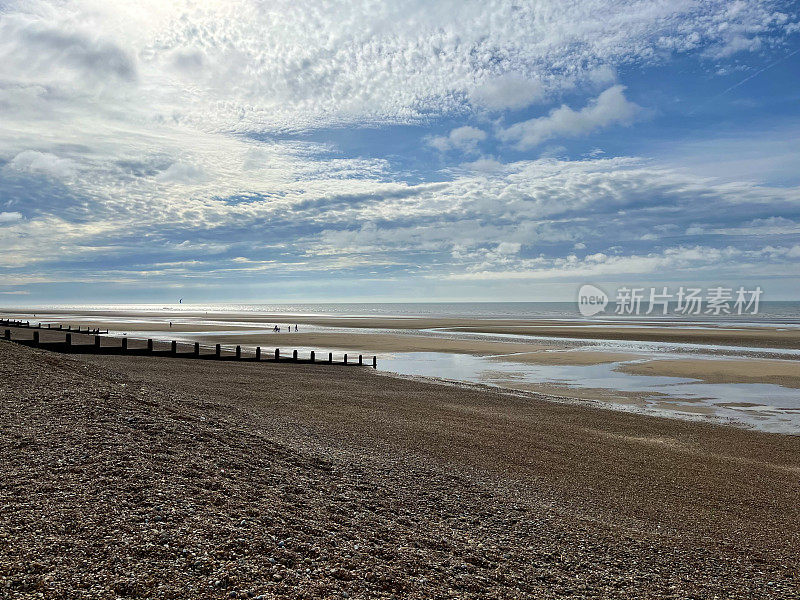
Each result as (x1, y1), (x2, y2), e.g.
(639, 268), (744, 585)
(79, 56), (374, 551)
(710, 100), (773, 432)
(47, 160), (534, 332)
(1, 340), (798, 598)
(444, 324), (800, 349)
(618, 357), (800, 389)
(178, 331), (640, 365)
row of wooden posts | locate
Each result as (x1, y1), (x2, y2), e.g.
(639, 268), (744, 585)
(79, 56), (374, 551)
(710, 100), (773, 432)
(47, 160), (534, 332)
(0, 319), (106, 334)
(1, 320), (377, 368)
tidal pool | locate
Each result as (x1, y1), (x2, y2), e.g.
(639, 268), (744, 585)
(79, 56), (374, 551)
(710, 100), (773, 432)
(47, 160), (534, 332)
(378, 352), (800, 434)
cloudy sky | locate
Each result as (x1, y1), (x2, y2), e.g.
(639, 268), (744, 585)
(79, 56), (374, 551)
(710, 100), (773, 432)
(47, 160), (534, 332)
(1, 0), (799, 303)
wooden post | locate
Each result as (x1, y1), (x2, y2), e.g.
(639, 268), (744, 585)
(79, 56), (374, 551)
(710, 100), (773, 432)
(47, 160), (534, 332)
(33, 331), (39, 346)
(328, 352), (333, 363)
(216, 344), (221, 358)
(275, 348), (280, 361)
(4, 330), (9, 340)
(95, 336), (101, 349)
(122, 337), (128, 351)
(255, 346), (261, 361)
(373, 356), (377, 369)
(292, 349), (297, 361)
(67, 325), (71, 331)
(194, 342), (200, 356)
(310, 350), (315, 363)
(358, 354), (363, 366)
(171, 341), (177, 355)
(65, 333), (72, 347)
(147, 339), (153, 353)
(343, 353), (348, 365)
(236, 345), (241, 359)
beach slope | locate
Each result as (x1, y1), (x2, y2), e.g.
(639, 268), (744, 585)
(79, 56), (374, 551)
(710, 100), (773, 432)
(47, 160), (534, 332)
(1, 341), (798, 598)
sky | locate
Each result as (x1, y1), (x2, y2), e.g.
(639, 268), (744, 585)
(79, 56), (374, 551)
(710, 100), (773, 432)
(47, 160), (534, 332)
(1, 0), (799, 304)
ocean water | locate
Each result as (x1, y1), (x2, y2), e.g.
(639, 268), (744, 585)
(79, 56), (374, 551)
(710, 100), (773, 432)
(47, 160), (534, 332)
(11, 301), (800, 324)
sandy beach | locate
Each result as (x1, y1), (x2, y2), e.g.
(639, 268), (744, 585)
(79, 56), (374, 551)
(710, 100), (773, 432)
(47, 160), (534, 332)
(1, 339), (798, 598)
(618, 357), (800, 389)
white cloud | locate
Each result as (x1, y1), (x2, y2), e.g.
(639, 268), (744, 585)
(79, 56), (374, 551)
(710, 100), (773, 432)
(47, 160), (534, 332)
(706, 34), (763, 59)
(0, 211), (23, 224)
(496, 242), (521, 255)
(499, 85), (642, 150)
(587, 65), (617, 88)
(428, 126), (487, 154)
(460, 157), (504, 172)
(1, 153), (798, 286)
(3, 150), (75, 179)
(441, 244), (795, 281)
(0, 13), (137, 86)
(155, 161), (207, 185)
(1, 0), (786, 134)
(0, 1), (796, 291)
(470, 76), (545, 111)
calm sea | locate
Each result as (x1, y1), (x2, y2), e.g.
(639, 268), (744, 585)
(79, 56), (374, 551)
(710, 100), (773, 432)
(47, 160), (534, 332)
(14, 301), (800, 325)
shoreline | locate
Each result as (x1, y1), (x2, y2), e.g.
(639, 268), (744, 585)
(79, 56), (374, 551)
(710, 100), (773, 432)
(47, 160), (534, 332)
(3, 309), (800, 434)
(3, 322), (799, 435)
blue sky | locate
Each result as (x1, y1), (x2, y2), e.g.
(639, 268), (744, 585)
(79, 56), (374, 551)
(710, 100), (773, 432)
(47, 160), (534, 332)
(1, 0), (799, 303)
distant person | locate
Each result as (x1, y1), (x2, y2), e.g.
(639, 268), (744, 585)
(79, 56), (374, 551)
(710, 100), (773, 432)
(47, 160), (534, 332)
(169, 322), (172, 328)
(295, 324), (298, 332)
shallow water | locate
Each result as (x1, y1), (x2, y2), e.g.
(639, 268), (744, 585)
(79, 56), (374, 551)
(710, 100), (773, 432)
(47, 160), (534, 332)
(378, 352), (800, 434)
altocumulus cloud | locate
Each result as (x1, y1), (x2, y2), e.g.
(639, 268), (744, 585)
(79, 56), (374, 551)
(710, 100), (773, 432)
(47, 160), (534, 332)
(0, 0), (797, 299)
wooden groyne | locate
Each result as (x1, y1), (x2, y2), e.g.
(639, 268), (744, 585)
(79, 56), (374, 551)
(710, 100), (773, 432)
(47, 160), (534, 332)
(0, 318), (107, 334)
(1, 320), (377, 369)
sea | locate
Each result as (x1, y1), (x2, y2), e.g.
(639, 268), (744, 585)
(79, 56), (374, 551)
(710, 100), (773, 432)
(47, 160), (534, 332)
(11, 301), (800, 325)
